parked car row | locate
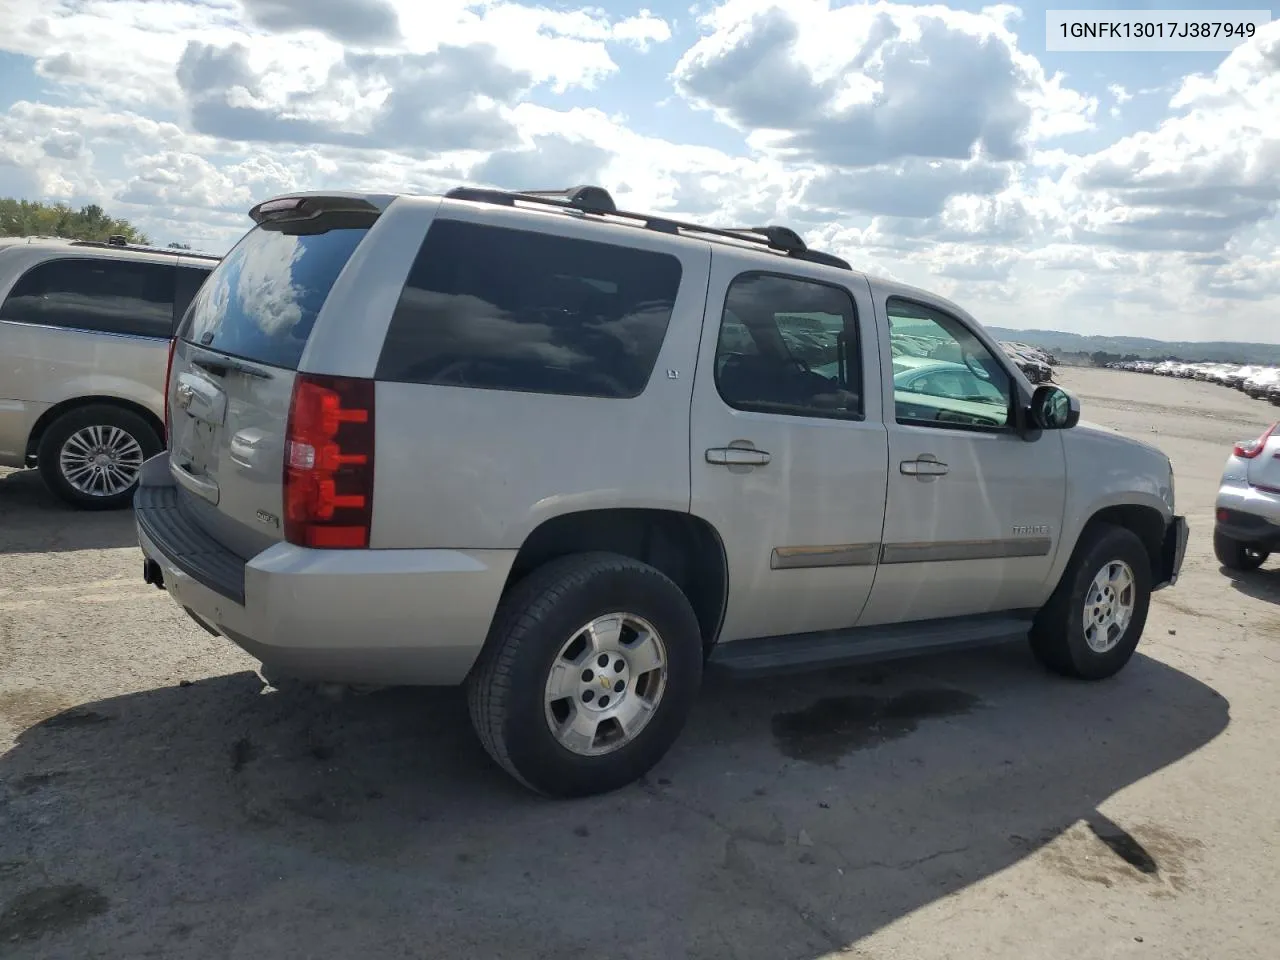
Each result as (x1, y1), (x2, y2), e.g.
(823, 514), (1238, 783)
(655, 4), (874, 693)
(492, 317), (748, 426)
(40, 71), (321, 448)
(888, 333), (1056, 384)
(1109, 359), (1280, 404)
(999, 341), (1056, 384)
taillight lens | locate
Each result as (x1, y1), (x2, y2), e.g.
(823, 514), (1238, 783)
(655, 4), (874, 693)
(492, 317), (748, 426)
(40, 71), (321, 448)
(283, 374), (375, 549)
(1233, 422), (1278, 459)
(163, 336), (177, 444)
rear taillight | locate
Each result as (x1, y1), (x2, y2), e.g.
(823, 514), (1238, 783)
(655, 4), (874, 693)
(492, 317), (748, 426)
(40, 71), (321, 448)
(163, 336), (177, 443)
(283, 374), (375, 549)
(1233, 422), (1278, 459)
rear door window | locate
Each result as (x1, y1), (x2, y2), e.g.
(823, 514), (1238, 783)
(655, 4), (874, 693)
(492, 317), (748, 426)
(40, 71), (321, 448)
(375, 219), (684, 399)
(0, 257), (176, 338)
(179, 225), (369, 370)
(173, 266), (211, 327)
(713, 272), (863, 420)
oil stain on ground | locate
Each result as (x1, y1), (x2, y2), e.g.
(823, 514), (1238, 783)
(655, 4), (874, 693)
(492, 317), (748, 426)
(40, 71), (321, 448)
(1088, 815), (1158, 874)
(1040, 817), (1202, 894)
(771, 688), (982, 764)
(0, 884), (109, 943)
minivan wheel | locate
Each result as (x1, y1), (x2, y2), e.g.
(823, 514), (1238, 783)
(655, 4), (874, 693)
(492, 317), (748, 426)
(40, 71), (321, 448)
(37, 404), (162, 510)
(1029, 524), (1152, 681)
(1213, 530), (1268, 571)
(467, 552), (703, 798)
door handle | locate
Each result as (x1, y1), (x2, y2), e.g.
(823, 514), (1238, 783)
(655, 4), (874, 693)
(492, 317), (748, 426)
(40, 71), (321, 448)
(706, 447), (772, 466)
(170, 459), (220, 505)
(900, 458), (949, 477)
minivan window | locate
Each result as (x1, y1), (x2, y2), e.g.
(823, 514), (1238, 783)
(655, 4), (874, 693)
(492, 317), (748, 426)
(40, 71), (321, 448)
(0, 257), (176, 338)
(173, 266), (211, 326)
(375, 219), (684, 399)
(179, 225), (369, 370)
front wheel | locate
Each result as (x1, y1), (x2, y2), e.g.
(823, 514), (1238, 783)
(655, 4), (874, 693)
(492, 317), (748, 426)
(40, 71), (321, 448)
(467, 553), (703, 798)
(37, 404), (162, 510)
(1030, 525), (1152, 680)
(1214, 531), (1268, 571)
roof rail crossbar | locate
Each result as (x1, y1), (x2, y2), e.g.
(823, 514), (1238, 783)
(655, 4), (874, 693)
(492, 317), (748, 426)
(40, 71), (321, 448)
(444, 184), (618, 216)
(442, 185), (851, 270)
(735, 225), (806, 253)
(518, 186), (618, 215)
(443, 187), (516, 207)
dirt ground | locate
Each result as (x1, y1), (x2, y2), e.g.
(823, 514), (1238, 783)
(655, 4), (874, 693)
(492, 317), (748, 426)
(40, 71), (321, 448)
(1, 367), (1277, 960)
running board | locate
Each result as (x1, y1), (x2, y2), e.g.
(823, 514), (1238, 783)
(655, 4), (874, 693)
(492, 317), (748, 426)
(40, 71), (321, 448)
(707, 614), (1035, 679)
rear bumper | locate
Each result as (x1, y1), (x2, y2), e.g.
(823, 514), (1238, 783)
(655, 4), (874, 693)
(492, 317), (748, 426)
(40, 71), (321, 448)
(1216, 480), (1280, 546)
(133, 455), (515, 686)
(1153, 515), (1189, 591)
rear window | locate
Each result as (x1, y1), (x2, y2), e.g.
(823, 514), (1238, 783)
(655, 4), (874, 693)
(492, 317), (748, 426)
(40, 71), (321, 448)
(0, 257), (176, 338)
(375, 219), (683, 399)
(174, 265), (211, 325)
(179, 225), (368, 370)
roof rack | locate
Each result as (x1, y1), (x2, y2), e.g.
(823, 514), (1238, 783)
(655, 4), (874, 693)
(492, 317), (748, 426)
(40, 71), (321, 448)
(442, 184), (852, 271)
(68, 239), (220, 262)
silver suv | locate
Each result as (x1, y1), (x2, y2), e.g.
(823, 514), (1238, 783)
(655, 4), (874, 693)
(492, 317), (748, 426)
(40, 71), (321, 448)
(0, 237), (218, 508)
(134, 186), (1188, 797)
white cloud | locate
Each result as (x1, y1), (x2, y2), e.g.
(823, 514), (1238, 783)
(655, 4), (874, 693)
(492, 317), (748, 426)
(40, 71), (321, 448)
(1062, 22), (1280, 254)
(612, 10), (674, 50)
(673, 0), (1096, 166)
(0, 0), (1274, 342)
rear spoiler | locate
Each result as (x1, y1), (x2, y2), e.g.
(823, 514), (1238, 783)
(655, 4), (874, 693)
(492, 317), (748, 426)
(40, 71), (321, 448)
(248, 193), (395, 228)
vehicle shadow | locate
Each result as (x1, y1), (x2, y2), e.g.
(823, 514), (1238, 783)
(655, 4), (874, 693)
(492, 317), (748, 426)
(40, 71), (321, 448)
(0, 646), (1229, 959)
(1220, 565), (1280, 604)
(0, 469), (137, 554)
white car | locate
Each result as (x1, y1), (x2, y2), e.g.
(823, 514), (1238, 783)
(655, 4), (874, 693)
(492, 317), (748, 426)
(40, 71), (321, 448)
(1215, 422), (1280, 570)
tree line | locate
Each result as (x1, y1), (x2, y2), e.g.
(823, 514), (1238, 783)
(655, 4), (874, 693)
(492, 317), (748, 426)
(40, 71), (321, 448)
(0, 197), (151, 245)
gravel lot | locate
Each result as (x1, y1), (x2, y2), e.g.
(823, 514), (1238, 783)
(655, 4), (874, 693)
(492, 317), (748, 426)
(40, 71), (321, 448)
(1, 367), (1277, 960)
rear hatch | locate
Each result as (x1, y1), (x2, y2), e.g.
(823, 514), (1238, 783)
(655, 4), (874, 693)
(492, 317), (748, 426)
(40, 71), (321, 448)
(165, 194), (383, 560)
(1245, 428), (1280, 494)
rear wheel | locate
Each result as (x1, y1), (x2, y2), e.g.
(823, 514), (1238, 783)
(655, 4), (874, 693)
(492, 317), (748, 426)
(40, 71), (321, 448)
(467, 552), (703, 798)
(1214, 531), (1268, 571)
(37, 404), (162, 510)
(1030, 524), (1152, 680)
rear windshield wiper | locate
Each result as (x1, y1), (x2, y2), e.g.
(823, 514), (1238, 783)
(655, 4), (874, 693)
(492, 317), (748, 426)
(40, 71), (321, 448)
(189, 353), (274, 380)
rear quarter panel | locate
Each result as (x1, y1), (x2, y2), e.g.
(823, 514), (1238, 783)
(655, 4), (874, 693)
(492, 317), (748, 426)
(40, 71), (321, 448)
(366, 202), (714, 549)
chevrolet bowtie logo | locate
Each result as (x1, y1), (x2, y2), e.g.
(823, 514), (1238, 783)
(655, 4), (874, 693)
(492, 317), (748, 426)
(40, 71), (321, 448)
(599, 675), (612, 690)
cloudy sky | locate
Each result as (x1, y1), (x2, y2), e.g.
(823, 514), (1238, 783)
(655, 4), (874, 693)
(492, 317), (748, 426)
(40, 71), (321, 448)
(0, 0), (1277, 343)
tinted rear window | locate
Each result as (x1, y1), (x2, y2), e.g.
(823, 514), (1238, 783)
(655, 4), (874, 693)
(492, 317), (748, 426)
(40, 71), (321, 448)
(179, 225), (368, 370)
(174, 266), (211, 325)
(375, 219), (683, 399)
(0, 257), (176, 338)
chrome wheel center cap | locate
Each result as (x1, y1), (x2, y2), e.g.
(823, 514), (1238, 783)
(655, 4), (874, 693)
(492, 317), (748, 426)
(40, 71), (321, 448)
(578, 651), (630, 712)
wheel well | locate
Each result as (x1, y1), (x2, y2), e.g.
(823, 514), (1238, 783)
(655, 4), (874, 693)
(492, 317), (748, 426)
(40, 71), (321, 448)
(506, 509), (729, 651)
(1085, 504), (1166, 574)
(25, 396), (164, 464)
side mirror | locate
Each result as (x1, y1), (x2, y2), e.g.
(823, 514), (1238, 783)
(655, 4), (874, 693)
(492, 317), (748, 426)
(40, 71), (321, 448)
(1029, 384), (1080, 431)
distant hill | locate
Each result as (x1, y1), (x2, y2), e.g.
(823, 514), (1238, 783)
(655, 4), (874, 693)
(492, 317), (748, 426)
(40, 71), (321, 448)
(986, 327), (1280, 366)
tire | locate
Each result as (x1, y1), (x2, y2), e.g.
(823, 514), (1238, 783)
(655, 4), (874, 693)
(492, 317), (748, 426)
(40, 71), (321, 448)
(1030, 524), (1152, 681)
(1214, 531), (1268, 572)
(37, 404), (162, 510)
(467, 552), (703, 798)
